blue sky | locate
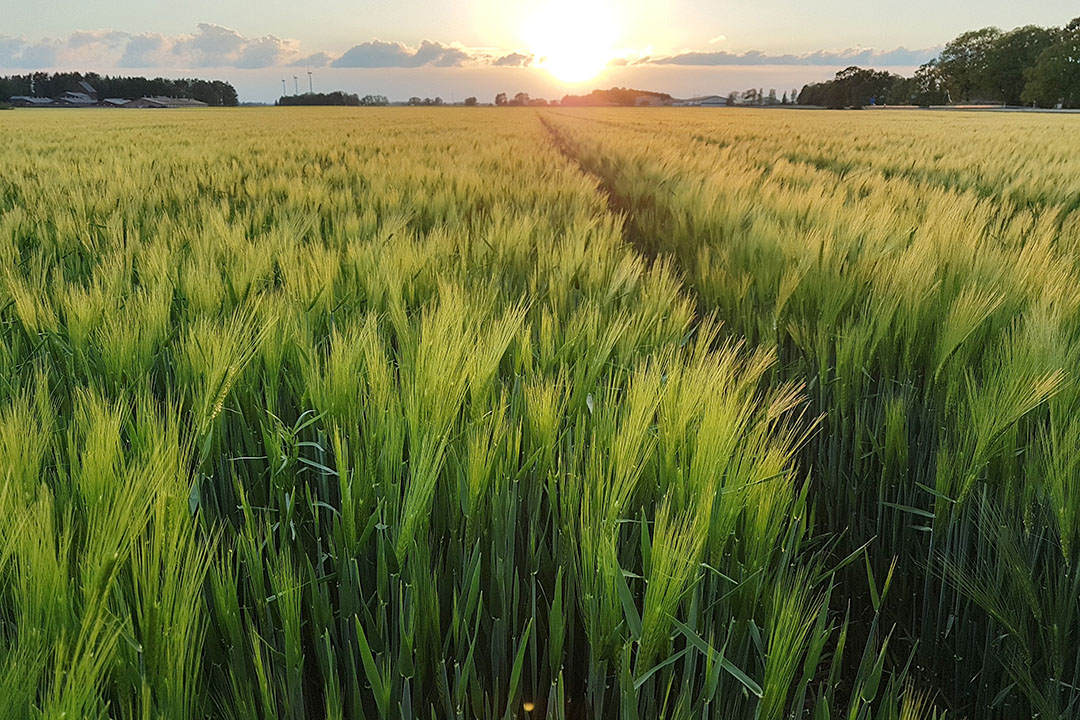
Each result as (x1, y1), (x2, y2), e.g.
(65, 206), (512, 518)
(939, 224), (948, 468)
(2, 1), (1077, 101)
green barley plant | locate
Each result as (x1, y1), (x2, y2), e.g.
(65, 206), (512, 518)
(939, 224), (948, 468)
(3, 105), (1076, 718)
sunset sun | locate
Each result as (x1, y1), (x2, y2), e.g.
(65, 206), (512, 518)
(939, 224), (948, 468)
(525, 0), (619, 83)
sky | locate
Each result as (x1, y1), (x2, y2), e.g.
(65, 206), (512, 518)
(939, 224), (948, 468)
(1, 1), (1077, 102)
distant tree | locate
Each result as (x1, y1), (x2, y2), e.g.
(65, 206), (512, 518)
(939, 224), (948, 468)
(910, 61), (949, 105)
(884, 75), (915, 104)
(726, 91), (740, 106)
(781, 91), (788, 104)
(195, 80), (238, 106)
(791, 88), (798, 104)
(495, 92), (508, 106)
(937, 27), (1003, 101)
(796, 66), (905, 108)
(767, 88), (777, 104)
(464, 96), (478, 106)
(0, 71), (238, 105)
(278, 91), (360, 106)
(512, 92), (530, 106)
(359, 94), (389, 106)
(404, 96), (445, 106)
(559, 87), (672, 106)
(0, 76), (24, 101)
(982, 25), (1055, 104)
(1022, 19), (1080, 107)
(758, 88), (764, 105)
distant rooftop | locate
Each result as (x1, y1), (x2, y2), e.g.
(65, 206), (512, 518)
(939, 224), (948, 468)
(139, 96), (209, 108)
(59, 91), (95, 104)
(10, 96), (55, 105)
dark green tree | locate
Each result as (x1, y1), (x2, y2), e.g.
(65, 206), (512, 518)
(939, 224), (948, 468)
(1021, 19), (1080, 107)
(937, 27), (1003, 101)
(0, 72), (238, 105)
(911, 61), (950, 105)
(985, 25), (1055, 104)
(277, 91), (360, 106)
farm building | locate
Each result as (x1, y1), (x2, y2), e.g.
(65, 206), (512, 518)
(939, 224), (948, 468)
(635, 96), (667, 107)
(58, 91), (96, 105)
(696, 96), (728, 107)
(125, 96), (209, 109)
(9, 96), (55, 107)
(673, 95), (728, 107)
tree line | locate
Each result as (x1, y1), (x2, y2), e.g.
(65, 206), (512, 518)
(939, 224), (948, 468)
(799, 17), (1080, 108)
(490, 88), (674, 107)
(558, 87), (671, 106)
(0, 72), (238, 106)
(495, 92), (549, 106)
(726, 89), (801, 105)
(277, 92), (390, 106)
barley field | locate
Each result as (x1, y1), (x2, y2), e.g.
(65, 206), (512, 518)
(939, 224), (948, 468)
(1, 106), (1078, 719)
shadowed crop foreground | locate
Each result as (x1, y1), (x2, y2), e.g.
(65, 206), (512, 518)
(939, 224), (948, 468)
(0, 106), (1077, 719)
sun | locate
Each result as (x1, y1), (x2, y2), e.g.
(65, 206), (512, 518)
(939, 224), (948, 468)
(525, 0), (619, 84)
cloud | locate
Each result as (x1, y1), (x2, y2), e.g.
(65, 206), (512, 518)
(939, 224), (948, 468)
(0, 25), (941, 73)
(289, 52), (333, 68)
(234, 34), (299, 68)
(493, 52), (533, 67)
(0, 30), (131, 68)
(414, 40), (471, 67)
(0, 28), (507, 70)
(330, 39), (410, 68)
(0, 24), (306, 69)
(11, 40), (59, 68)
(332, 39), (475, 68)
(118, 34), (173, 67)
(170, 23), (298, 68)
(647, 46), (939, 67)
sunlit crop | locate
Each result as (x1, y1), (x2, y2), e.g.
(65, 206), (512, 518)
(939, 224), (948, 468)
(1, 105), (1076, 719)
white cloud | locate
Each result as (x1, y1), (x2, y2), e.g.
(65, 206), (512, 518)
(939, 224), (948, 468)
(331, 39), (478, 68)
(492, 52), (533, 67)
(0, 24), (307, 69)
(0, 25), (941, 73)
(648, 46), (939, 67)
(118, 34), (173, 67)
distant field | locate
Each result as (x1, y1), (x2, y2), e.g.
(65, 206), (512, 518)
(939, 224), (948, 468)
(1, 107), (1079, 719)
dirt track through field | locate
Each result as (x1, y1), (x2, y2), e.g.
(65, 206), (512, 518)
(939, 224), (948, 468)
(538, 112), (658, 266)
